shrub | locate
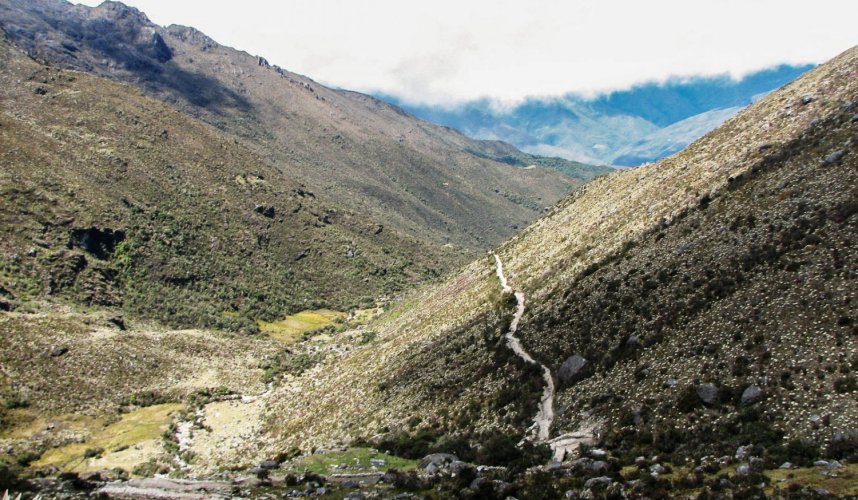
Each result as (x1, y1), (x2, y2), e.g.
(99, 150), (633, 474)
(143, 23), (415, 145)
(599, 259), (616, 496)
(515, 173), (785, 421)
(833, 376), (857, 393)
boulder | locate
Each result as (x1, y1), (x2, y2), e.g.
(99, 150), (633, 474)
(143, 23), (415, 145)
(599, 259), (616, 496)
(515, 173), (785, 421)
(584, 476), (612, 489)
(696, 384), (719, 405)
(590, 460), (608, 474)
(823, 150), (846, 165)
(740, 385), (764, 406)
(559, 354), (588, 384)
(418, 453), (458, 474)
(749, 457), (765, 472)
(50, 346), (69, 357)
(735, 445), (752, 460)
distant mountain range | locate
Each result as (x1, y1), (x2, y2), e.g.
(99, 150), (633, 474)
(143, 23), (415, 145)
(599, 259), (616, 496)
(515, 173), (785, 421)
(382, 64), (814, 166)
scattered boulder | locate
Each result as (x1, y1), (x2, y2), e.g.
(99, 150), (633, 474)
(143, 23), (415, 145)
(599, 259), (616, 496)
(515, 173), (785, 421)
(800, 94), (815, 105)
(584, 476), (612, 489)
(418, 453), (458, 471)
(749, 457), (765, 472)
(295, 249), (310, 261)
(590, 461), (609, 474)
(823, 150), (846, 165)
(559, 354), (588, 384)
(740, 385), (764, 406)
(50, 346), (69, 357)
(696, 384), (719, 405)
(649, 463), (667, 475)
(374, 225), (384, 235)
(259, 460), (279, 470)
(779, 462), (794, 469)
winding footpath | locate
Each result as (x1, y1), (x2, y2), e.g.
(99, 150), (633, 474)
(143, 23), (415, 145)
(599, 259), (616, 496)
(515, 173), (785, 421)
(493, 253), (598, 461)
(492, 253), (556, 441)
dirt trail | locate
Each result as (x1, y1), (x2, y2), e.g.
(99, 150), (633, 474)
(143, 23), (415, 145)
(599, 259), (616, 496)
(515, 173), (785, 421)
(492, 254), (555, 441)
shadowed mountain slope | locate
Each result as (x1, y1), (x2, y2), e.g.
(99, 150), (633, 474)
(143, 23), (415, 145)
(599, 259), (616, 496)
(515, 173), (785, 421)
(0, 0), (600, 252)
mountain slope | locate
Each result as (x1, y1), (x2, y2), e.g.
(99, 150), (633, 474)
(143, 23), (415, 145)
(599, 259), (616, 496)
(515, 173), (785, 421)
(611, 106), (743, 166)
(0, 32), (456, 329)
(0, 0), (592, 251)
(387, 64), (813, 166)
(262, 44), (857, 476)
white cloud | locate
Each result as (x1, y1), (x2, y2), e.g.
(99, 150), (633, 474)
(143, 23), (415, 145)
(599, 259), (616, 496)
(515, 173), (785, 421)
(74, 0), (858, 105)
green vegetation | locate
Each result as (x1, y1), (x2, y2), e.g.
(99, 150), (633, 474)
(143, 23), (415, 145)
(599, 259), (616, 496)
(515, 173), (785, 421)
(258, 309), (346, 344)
(285, 447), (417, 475)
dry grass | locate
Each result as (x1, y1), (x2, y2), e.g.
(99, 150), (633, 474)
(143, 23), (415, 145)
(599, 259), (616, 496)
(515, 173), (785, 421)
(33, 403), (182, 472)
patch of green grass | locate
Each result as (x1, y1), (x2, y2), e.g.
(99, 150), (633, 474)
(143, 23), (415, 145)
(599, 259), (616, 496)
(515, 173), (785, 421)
(765, 463), (858, 497)
(285, 447), (417, 475)
(258, 309), (346, 344)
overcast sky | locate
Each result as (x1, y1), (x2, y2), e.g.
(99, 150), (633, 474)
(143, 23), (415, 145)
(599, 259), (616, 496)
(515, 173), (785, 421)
(75, 0), (857, 106)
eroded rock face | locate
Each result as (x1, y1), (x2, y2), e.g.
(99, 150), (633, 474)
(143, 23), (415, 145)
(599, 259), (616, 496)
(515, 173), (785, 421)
(68, 227), (125, 260)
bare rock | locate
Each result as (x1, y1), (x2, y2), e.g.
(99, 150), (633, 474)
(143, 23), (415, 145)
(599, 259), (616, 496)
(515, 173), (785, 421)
(740, 385), (764, 406)
(559, 354), (588, 384)
(696, 384), (719, 405)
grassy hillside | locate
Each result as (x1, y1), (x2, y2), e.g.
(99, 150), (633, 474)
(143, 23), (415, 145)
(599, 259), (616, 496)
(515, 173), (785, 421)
(0, 0), (591, 252)
(0, 34), (457, 329)
(261, 45), (857, 478)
